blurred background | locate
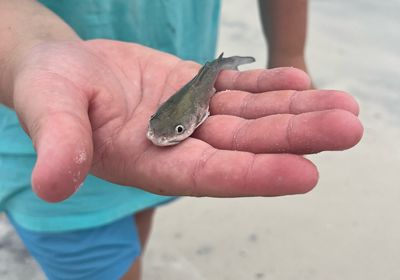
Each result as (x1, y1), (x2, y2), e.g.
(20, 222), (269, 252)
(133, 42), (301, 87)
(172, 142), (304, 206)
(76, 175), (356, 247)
(1, 0), (399, 279)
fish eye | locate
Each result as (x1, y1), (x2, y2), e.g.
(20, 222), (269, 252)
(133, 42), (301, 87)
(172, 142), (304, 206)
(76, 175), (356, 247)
(175, 124), (185, 134)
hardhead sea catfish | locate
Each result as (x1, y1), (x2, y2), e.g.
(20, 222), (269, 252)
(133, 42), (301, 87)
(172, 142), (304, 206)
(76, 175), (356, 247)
(147, 53), (255, 146)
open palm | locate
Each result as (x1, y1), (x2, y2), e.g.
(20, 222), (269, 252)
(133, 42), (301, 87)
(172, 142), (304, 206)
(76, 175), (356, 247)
(12, 39), (362, 202)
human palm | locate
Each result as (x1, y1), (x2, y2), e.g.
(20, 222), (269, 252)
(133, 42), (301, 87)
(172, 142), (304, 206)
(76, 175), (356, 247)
(12, 39), (362, 202)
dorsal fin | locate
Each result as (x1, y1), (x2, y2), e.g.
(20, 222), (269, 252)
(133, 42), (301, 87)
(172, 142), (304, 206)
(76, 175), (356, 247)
(186, 53), (226, 88)
(193, 63), (210, 81)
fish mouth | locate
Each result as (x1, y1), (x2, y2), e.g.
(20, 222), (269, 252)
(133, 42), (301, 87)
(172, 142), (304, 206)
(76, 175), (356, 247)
(149, 139), (180, 147)
(146, 130), (181, 146)
(166, 140), (181, 145)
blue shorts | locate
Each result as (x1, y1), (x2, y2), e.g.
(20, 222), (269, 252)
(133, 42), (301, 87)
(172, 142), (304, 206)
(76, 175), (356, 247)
(7, 214), (141, 280)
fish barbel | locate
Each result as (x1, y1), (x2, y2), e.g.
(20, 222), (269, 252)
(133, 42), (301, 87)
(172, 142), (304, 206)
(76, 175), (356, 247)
(147, 53), (255, 146)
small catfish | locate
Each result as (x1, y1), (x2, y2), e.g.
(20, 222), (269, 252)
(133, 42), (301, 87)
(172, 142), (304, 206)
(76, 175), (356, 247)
(147, 53), (255, 146)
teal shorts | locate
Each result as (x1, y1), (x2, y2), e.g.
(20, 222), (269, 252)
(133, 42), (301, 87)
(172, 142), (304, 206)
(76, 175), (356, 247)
(8, 214), (141, 280)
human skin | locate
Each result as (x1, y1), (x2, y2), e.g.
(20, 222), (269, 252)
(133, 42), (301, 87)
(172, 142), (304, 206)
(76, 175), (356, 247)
(259, 0), (311, 72)
(0, 0), (363, 203)
(120, 208), (154, 279)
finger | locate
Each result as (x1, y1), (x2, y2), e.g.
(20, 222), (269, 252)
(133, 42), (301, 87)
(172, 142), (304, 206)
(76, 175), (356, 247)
(128, 140), (318, 197)
(193, 110), (363, 154)
(211, 90), (360, 118)
(14, 73), (93, 202)
(215, 67), (311, 93)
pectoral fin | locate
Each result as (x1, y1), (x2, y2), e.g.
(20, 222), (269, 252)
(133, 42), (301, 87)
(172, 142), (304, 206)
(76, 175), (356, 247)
(196, 108), (210, 128)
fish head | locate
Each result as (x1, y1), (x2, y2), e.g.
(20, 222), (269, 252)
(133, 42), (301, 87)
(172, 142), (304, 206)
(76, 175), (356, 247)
(146, 110), (198, 146)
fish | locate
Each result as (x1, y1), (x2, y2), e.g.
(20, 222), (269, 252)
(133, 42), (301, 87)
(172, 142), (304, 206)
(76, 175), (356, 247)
(146, 53), (255, 146)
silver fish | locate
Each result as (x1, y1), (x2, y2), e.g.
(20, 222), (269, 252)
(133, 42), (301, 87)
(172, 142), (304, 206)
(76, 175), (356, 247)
(146, 53), (255, 146)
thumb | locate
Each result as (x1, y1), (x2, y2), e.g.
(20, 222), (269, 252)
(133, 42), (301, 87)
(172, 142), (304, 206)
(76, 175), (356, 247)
(14, 73), (93, 202)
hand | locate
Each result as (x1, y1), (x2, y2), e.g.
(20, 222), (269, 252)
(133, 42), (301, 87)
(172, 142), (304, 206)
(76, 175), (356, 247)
(11, 40), (362, 202)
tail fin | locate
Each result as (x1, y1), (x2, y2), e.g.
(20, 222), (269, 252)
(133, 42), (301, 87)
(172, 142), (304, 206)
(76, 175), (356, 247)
(217, 54), (255, 70)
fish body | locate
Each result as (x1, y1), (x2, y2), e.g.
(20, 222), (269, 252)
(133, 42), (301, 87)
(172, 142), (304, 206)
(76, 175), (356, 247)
(147, 53), (255, 146)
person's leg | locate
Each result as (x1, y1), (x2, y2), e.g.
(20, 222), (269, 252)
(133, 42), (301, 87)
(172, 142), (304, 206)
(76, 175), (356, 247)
(121, 208), (155, 280)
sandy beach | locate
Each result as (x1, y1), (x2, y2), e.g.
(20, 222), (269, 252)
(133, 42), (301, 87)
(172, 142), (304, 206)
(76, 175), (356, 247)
(1, 0), (400, 279)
